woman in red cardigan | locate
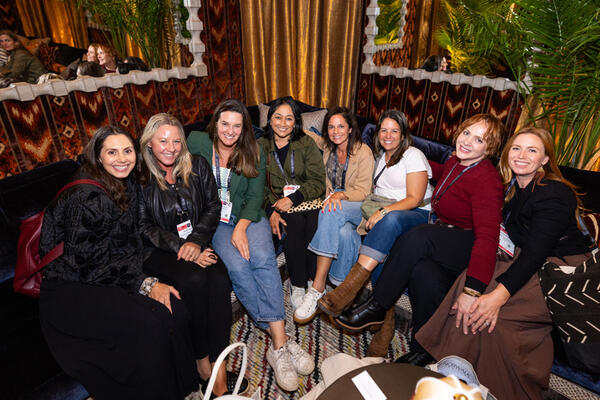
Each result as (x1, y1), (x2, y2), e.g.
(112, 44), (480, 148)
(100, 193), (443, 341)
(335, 114), (505, 359)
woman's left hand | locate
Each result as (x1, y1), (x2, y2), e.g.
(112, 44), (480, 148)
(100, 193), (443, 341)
(452, 292), (478, 334)
(273, 197), (293, 213)
(468, 284), (510, 334)
(177, 242), (202, 262)
(322, 191), (346, 212)
(149, 282), (181, 313)
(366, 208), (386, 230)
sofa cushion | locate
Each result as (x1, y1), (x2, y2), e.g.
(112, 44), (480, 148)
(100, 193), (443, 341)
(301, 109), (328, 135)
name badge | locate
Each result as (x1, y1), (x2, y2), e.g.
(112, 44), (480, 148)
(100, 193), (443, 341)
(220, 200), (233, 223)
(177, 220), (193, 239)
(283, 184), (300, 197)
(498, 224), (515, 258)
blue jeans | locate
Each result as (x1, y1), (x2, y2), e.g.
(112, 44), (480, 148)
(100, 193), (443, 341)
(360, 208), (429, 262)
(211, 217), (285, 329)
(308, 201), (363, 285)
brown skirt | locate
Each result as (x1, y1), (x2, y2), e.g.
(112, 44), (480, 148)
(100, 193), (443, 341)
(416, 250), (590, 400)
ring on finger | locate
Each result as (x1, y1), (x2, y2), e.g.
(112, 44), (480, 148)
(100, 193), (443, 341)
(483, 321), (490, 327)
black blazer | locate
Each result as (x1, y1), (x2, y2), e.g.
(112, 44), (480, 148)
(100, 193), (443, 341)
(139, 155), (221, 254)
(497, 178), (590, 295)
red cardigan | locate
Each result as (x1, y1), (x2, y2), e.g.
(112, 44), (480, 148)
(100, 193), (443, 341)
(430, 156), (503, 292)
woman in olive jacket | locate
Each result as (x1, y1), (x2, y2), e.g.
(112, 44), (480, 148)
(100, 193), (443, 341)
(259, 97), (326, 320)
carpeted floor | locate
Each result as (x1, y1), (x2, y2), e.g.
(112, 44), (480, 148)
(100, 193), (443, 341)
(189, 279), (576, 400)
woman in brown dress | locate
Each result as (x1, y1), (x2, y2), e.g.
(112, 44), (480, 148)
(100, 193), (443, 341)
(416, 127), (592, 400)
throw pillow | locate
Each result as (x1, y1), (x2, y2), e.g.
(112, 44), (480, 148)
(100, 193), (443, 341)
(18, 35), (51, 56)
(258, 103), (270, 129)
(582, 213), (599, 246)
(301, 109), (328, 136)
(538, 251), (600, 374)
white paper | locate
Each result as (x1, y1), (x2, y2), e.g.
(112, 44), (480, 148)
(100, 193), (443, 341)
(351, 370), (387, 400)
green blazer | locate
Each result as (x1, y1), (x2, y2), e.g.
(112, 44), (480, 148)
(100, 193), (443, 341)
(258, 134), (326, 206)
(187, 131), (266, 222)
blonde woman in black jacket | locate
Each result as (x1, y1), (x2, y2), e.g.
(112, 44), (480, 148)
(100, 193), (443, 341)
(139, 113), (244, 397)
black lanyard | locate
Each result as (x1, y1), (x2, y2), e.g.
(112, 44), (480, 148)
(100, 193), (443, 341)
(272, 143), (295, 184)
(431, 159), (482, 206)
(170, 183), (189, 221)
(330, 151), (349, 190)
(214, 150), (232, 191)
(372, 162), (387, 189)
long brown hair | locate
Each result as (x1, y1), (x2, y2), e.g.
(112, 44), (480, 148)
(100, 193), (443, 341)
(81, 126), (137, 210)
(373, 109), (412, 167)
(499, 127), (582, 210)
(207, 99), (259, 178)
(321, 107), (362, 157)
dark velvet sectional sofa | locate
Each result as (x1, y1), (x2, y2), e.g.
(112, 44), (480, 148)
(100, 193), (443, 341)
(1, 104), (599, 399)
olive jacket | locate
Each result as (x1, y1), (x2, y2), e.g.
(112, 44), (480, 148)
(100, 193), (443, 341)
(258, 133), (326, 206)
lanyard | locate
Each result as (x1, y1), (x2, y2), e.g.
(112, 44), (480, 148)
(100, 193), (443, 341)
(431, 159), (482, 206)
(170, 183), (189, 220)
(330, 151), (350, 190)
(214, 149), (232, 191)
(272, 146), (295, 184)
(372, 162), (387, 189)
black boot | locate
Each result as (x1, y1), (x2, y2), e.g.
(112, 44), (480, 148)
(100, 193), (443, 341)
(394, 350), (434, 367)
(335, 295), (387, 333)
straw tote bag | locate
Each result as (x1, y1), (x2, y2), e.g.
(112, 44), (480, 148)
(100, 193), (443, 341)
(200, 343), (261, 400)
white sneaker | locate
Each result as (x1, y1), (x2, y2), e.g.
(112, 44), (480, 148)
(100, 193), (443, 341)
(290, 285), (305, 310)
(285, 338), (315, 375)
(267, 344), (298, 391)
(293, 287), (324, 324)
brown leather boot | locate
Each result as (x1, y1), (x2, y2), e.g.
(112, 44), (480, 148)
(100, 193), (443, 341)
(318, 262), (371, 317)
(366, 307), (395, 357)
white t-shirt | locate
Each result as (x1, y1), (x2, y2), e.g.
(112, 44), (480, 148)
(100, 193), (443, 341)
(373, 146), (434, 210)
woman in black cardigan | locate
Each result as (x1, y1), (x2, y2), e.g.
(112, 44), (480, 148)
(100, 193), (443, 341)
(39, 126), (198, 400)
(416, 127), (592, 400)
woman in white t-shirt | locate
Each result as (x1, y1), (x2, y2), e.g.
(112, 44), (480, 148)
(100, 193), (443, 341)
(318, 110), (433, 324)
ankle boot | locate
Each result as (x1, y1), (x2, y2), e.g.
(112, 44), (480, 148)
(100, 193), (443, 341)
(318, 262), (371, 317)
(366, 307), (395, 357)
(335, 295), (387, 333)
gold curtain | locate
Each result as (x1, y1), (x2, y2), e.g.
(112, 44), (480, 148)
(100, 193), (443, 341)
(44, 0), (88, 48)
(16, 0), (88, 48)
(241, 0), (362, 108)
(15, 0), (50, 38)
(411, 0), (442, 68)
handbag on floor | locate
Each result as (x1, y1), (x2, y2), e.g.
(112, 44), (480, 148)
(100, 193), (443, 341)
(201, 342), (261, 400)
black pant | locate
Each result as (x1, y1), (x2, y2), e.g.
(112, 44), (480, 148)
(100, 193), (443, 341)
(373, 224), (474, 350)
(40, 279), (199, 400)
(143, 249), (232, 362)
(280, 209), (319, 287)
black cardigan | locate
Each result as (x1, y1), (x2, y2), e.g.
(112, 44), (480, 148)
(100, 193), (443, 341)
(497, 178), (590, 295)
(40, 172), (146, 292)
(139, 155), (221, 254)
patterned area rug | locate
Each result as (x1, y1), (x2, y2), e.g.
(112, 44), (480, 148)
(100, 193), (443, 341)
(220, 280), (409, 399)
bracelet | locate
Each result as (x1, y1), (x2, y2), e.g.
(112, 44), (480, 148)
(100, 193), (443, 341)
(462, 287), (482, 298)
(379, 207), (388, 217)
(139, 277), (158, 296)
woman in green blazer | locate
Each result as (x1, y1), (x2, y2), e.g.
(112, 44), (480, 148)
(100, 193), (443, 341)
(187, 99), (314, 392)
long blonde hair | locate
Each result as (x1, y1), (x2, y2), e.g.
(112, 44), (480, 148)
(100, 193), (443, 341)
(140, 113), (193, 190)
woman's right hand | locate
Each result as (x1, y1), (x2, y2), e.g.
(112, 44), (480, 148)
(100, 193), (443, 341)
(231, 220), (251, 260)
(149, 282), (181, 313)
(269, 211), (287, 239)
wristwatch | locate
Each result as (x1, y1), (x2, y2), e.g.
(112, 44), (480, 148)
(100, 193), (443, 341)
(139, 277), (158, 296)
(379, 207), (388, 217)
